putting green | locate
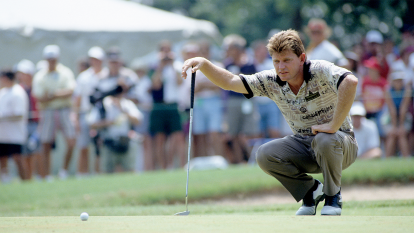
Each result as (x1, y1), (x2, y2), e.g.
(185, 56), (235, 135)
(0, 216), (412, 233)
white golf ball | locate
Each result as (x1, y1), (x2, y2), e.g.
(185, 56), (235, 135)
(80, 212), (89, 221)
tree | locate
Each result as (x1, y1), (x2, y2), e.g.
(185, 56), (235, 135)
(139, 0), (409, 49)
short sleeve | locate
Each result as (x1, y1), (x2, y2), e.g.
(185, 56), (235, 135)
(65, 69), (76, 90)
(239, 69), (278, 99)
(124, 99), (143, 122)
(316, 60), (352, 91)
(86, 107), (100, 125)
(32, 73), (45, 98)
(13, 93), (27, 116)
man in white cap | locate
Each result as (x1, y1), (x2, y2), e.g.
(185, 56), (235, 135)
(73, 46), (108, 176)
(32, 44), (76, 181)
(350, 101), (382, 159)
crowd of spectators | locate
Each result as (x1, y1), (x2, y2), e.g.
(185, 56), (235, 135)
(1, 18), (414, 183)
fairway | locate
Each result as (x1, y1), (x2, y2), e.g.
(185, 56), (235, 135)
(1, 215), (413, 233)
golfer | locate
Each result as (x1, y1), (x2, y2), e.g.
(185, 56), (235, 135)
(182, 29), (358, 216)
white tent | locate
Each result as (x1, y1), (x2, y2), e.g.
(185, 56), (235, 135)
(0, 0), (222, 71)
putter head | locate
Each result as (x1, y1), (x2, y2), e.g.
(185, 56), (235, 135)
(174, 211), (190, 216)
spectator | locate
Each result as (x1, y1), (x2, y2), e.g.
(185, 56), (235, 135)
(383, 71), (412, 157)
(392, 45), (414, 153)
(391, 45), (414, 85)
(150, 40), (185, 169)
(32, 45), (76, 181)
(93, 47), (139, 171)
(361, 56), (388, 137)
(222, 34), (259, 164)
(350, 101), (382, 159)
(88, 93), (142, 173)
(16, 59), (41, 180)
(344, 51), (363, 100)
(384, 38), (398, 66)
(251, 39), (285, 139)
(0, 70), (29, 182)
(73, 46), (108, 176)
(362, 30), (390, 79)
(182, 42), (224, 158)
(129, 59), (153, 170)
(104, 47), (138, 93)
(305, 18), (348, 67)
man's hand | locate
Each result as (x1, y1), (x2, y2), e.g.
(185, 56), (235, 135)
(181, 57), (207, 79)
(37, 92), (56, 103)
(311, 123), (337, 135)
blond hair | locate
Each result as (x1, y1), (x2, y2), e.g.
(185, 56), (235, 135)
(267, 29), (305, 57)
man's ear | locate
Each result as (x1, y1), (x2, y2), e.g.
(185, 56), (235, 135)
(299, 53), (306, 63)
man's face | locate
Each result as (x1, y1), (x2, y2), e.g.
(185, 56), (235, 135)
(351, 115), (363, 129)
(16, 72), (31, 87)
(108, 60), (121, 72)
(226, 45), (242, 60)
(254, 43), (268, 63)
(47, 59), (58, 71)
(272, 50), (305, 82)
(89, 57), (103, 68)
(0, 76), (6, 87)
(309, 29), (325, 44)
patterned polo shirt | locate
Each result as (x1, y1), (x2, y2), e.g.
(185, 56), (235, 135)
(240, 60), (353, 136)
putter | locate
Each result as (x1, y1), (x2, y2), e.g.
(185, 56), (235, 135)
(174, 70), (196, 216)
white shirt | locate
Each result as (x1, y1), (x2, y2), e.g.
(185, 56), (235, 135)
(0, 84), (29, 144)
(162, 61), (182, 103)
(307, 40), (349, 67)
(74, 67), (109, 113)
(353, 118), (380, 157)
(129, 75), (153, 111)
(87, 97), (143, 140)
(391, 59), (414, 86)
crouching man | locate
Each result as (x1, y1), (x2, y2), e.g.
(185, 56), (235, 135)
(88, 93), (142, 173)
(181, 29), (358, 215)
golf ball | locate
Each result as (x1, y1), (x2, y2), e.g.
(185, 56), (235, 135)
(80, 212), (89, 221)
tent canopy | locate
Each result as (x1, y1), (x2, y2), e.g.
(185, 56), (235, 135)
(0, 0), (222, 71)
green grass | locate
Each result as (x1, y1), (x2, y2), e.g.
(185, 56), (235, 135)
(1, 158), (414, 218)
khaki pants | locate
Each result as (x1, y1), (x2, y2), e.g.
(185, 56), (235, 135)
(256, 131), (358, 202)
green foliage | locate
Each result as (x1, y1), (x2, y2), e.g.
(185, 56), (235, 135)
(148, 0), (409, 49)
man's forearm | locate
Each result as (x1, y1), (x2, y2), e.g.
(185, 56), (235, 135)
(198, 59), (242, 92)
(53, 89), (73, 98)
(183, 57), (247, 93)
(0, 115), (23, 122)
(330, 75), (358, 131)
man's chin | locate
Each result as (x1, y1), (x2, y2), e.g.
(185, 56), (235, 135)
(279, 76), (290, 81)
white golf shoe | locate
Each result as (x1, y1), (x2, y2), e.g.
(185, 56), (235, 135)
(321, 191), (342, 216)
(296, 180), (325, 215)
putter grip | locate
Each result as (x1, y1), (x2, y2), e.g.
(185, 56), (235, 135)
(190, 71), (196, 109)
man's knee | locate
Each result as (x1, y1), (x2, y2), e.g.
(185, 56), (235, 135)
(313, 133), (337, 153)
(256, 143), (277, 171)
